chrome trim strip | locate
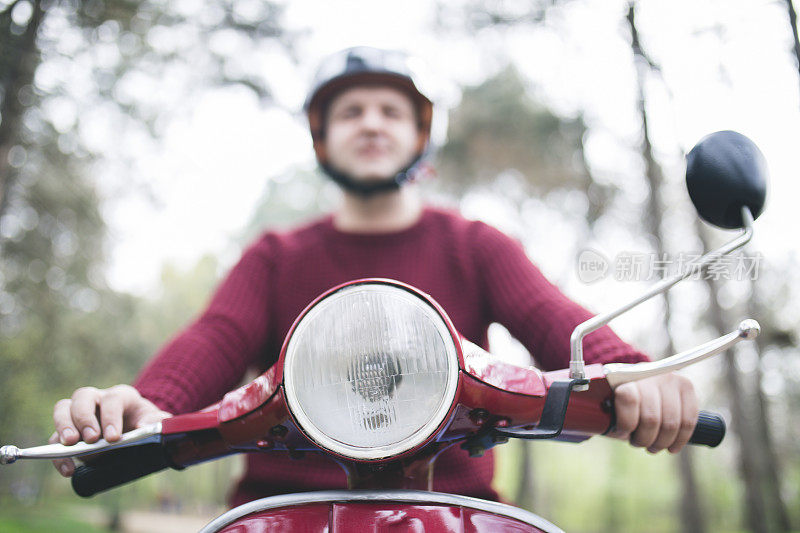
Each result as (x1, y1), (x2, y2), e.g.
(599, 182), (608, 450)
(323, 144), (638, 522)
(570, 205), (755, 386)
(199, 490), (565, 533)
(0, 423), (162, 464)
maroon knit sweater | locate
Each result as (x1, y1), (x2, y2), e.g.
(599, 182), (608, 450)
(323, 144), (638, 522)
(134, 206), (647, 505)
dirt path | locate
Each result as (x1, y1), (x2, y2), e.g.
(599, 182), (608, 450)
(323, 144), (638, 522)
(82, 507), (222, 532)
(121, 510), (219, 532)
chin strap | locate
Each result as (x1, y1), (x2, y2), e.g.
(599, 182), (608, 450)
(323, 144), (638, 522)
(322, 155), (430, 197)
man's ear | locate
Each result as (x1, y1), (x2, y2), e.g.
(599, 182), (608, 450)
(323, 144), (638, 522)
(415, 131), (427, 153)
(314, 140), (328, 165)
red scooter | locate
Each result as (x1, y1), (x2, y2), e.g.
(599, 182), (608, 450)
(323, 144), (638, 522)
(1, 131), (767, 532)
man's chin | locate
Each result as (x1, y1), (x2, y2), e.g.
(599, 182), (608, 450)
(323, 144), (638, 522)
(337, 166), (400, 183)
(353, 173), (396, 183)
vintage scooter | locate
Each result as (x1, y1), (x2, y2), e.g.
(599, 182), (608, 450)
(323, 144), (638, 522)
(1, 130), (767, 532)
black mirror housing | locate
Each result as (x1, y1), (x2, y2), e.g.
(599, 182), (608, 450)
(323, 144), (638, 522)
(686, 130), (767, 229)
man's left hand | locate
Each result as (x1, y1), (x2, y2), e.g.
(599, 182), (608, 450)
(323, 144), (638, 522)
(608, 373), (698, 454)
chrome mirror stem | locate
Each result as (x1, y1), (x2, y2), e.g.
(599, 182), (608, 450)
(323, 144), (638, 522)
(569, 206), (755, 389)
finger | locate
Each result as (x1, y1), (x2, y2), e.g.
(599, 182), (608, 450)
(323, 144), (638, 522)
(669, 380), (699, 453)
(112, 385), (159, 431)
(70, 387), (102, 443)
(53, 399), (80, 446)
(609, 383), (640, 440)
(630, 383), (661, 449)
(136, 408), (172, 427)
(49, 432), (75, 477)
(99, 390), (125, 442)
(648, 380), (681, 453)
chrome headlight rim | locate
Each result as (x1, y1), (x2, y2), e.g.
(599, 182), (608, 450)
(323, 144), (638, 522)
(282, 279), (461, 461)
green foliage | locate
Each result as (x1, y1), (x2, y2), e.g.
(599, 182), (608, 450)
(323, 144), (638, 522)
(435, 0), (552, 33)
(437, 65), (591, 194)
(0, 0), (295, 507)
(238, 167), (336, 245)
(0, 130), (116, 445)
(0, 516), (108, 533)
(136, 254), (221, 349)
(493, 437), (795, 533)
(435, 65), (614, 227)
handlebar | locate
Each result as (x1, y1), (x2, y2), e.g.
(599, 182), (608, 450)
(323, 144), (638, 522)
(688, 411), (726, 447)
(71, 442), (177, 497)
(0, 324), (744, 497)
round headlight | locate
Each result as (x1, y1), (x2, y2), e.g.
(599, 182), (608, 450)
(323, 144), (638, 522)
(283, 281), (460, 460)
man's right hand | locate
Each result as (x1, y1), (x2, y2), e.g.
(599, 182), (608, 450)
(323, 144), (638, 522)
(51, 384), (171, 477)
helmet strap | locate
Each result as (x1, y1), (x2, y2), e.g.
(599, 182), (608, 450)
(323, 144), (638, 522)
(322, 153), (425, 198)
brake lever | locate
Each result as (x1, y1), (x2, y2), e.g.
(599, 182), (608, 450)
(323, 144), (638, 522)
(0, 423), (163, 464)
(603, 320), (760, 388)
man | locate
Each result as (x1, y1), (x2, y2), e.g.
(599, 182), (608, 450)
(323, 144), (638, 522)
(51, 47), (698, 505)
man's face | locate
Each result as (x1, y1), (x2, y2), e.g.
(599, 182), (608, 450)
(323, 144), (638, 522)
(323, 85), (421, 182)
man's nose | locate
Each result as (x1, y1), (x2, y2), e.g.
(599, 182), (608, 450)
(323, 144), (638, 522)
(359, 108), (385, 131)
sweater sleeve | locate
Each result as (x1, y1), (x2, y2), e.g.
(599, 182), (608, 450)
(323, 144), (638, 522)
(134, 237), (275, 414)
(474, 222), (648, 370)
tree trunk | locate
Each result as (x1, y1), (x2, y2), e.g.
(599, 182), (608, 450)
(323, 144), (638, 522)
(514, 441), (536, 511)
(603, 444), (625, 533)
(786, 0), (800, 100)
(677, 449), (707, 533)
(697, 223), (768, 533)
(750, 284), (792, 532)
(626, 5), (707, 532)
(0, 0), (45, 219)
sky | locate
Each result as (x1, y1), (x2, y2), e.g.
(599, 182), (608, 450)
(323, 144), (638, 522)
(94, 0), (800, 358)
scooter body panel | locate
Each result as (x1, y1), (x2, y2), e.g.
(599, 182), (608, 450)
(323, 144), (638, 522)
(203, 490), (564, 533)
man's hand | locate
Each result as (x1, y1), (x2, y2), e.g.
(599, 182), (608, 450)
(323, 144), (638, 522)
(51, 384), (171, 477)
(608, 373), (698, 454)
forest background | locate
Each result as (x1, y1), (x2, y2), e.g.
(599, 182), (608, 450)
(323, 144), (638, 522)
(1, 0), (799, 532)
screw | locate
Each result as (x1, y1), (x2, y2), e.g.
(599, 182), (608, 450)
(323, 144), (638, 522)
(270, 425), (288, 438)
(467, 446), (485, 458)
(469, 409), (490, 425)
(492, 435), (509, 445)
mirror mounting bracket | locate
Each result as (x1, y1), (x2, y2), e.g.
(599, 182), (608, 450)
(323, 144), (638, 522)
(461, 378), (589, 457)
(568, 206), (755, 391)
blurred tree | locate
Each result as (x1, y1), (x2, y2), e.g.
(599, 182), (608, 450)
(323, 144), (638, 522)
(136, 254), (221, 350)
(434, 0), (800, 530)
(625, 5), (707, 532)
(0, 132), (153, 502)
(786, 0), (800, 101)
(0, 0), (45, 215)
(433, 3), (615, 516)
(1, 0), (297, 218)
(237, 166), (336, 245)
(0, 0), (294, 504)
(436, 66), (609, 214)
(435, 0), (551, 33)
(749, 277), (794, 532)
(434, 56), (616, 516)
(696, 221), (769, 533)
(0, 127), (121, 432)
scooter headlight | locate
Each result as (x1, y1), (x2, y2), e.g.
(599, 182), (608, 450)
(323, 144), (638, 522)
(283, 281), (460, 460)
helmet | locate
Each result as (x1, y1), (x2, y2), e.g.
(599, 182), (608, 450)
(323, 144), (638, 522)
(305, 46), (434, 196)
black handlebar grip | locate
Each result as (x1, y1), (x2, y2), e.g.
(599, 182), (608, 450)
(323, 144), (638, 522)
(688, 410), (726, 447)
(71, 442), (172, 498)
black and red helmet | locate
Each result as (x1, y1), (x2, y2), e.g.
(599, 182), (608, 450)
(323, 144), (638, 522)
(305, 47), (435, 195)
